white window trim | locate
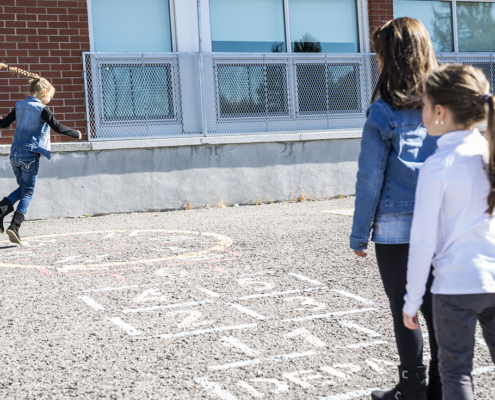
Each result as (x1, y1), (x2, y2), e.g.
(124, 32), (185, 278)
(85, 0), (177, 52)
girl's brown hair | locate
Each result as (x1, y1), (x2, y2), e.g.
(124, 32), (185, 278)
(0, 63), (55, 98)
(424, 64), (495, 215)
(372, 17), (438, 109)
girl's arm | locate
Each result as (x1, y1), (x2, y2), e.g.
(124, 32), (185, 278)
(0, 109), (16, 129)
(403, 160), (444, 319)
(41, 107), (81, 139)
(350, 102), (392, 252)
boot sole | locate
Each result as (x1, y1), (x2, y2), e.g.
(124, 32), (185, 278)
(7, 229), (21, 244)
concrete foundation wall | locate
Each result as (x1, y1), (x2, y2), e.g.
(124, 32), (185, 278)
(0, 136), (361, 220)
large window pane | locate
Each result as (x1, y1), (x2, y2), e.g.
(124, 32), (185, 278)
(457, 2), (495, 52)
(289, 0), (359, 53)
(101, 64), (174, 120)
(92, 0), (172, 52)
(209, 0), (286, 52)
(394, 1), (453, 52)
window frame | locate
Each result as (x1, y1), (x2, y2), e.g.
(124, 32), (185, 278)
(395, 0), (495, 52)
(86, 0), (177, 52)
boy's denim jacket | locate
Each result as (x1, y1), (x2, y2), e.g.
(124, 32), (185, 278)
(350, 99), (438, 251)
(11, 96), (51, 160)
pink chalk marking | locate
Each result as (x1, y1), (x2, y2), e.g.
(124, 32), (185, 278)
(205, 264), (226, 273)
(35, 267), (52, 275)
(108, 273), (127, 281)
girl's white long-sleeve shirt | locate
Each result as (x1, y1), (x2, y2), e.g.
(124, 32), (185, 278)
(403, 129), (495, 317)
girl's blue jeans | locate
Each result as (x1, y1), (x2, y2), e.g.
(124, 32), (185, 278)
(7, 148), (40, 215)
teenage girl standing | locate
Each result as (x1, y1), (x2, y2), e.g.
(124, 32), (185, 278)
(350, 18), (441, 400)
(0, 64), (81, 243)
(403, 64), (495, 400)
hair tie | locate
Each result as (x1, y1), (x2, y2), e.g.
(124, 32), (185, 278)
(484, 94), (491, 103)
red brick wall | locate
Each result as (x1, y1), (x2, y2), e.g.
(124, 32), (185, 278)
(368, 0), (393, 49)
(0, 0), (90, 145)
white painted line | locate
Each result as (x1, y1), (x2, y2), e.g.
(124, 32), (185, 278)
(122, 300), (213, 314)
(336, 340), (388, 349)
(79, 282), (171, 293)
(195, 377), (238, 400)
(221, 336), (262, 356)
(237, 381), (263, 398)
(331, 289), (375, 305)
(194, 285), (220, 297)
(472, 365), (495, 375)
(59, 267), (109, 272)
(78, 295), (104, 311)
(476, 338), (487, 347)
(209, 359), (263, 371)
(141, 323), (258, 339)
(108, 317), (142, 336)
(281, 308), (378, 322)
(286, 328), (327, 347)
(338, 320), (382, 337)
(228, 303), (266, 320)
(287, 272), (324, 286)
(233, 286), (327, 301)
(211, 271), (275, 279)
(319, 387), (388, 400)
(270, 350), (317, 361)
(129, 230), (139, 236)
(209, 351), (316, 371)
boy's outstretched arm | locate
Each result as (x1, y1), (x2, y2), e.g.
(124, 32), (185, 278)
(0, 109), (16, 129)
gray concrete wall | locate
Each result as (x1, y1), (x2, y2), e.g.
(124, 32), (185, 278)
(0, 135), (361, 220)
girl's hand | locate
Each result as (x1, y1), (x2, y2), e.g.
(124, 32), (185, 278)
(354, 250), (367, 257)
(403, 312), (419, 330)
(77, 130), (82, 140)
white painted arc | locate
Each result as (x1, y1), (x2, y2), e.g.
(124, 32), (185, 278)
(338, 320), (382, 337)
(141, 323), (258, 339)
(221, 336), (262, 356)
(108, 317), (142, 336)
(330, 289), (375, 305)
(228, 303), (266, 320)
(195, 377), (238, 400)
(78, 295), (104, 311)
(287, 272), (324, 286)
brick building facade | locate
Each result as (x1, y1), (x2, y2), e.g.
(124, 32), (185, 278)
(0, 0), (390, 145)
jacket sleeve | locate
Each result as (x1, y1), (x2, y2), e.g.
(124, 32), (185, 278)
(41, 107), (80, 138)
(350, 102), (392, 250)
(0, 109), (16, 129)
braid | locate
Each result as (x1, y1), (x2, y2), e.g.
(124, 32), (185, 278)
(4, 65), (40, 80)
(1, 63), (53, 97)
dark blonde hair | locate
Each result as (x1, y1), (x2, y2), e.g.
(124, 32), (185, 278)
(424, 64), (495, 215)
(372, 17), (438, 109)
(0, 63), (55, 99)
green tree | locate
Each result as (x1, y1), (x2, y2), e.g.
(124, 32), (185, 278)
(293, 33), (322, 53)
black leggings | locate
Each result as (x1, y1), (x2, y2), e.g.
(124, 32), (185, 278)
(375, 243), (438, 369)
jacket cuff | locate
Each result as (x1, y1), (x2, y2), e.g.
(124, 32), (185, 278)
(403, 300), (421, 318)
(350, 237), (368, 251)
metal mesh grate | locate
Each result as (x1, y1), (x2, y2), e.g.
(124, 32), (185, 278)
(83, 52), (495, 140)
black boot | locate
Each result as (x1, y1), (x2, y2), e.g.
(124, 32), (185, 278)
(426, 361), (443, 400)
(372, 365), (427, 400)
(0, 197), (14, 234)
(7, 211), (24, 244)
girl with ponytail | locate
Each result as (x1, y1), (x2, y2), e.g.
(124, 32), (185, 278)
(403, 64), (495, 400)
(0, 64), (81, 243)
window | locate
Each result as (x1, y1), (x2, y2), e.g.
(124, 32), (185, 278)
(289, 0), (359, 53)
(101, 63), (175, 121)
(215, 63), (289, 118)
(209, 0), (286, 53)
(394, 0), (495, 52)
(91, 0), (173, 52)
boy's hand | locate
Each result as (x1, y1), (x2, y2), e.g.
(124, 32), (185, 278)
(354, 250), (367, 257)
(77, 130), (82, 140)
(403, 312), (420, 330)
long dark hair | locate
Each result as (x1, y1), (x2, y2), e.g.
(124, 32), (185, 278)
(424, 64), (495, 215)
(371, 17), (438, 109)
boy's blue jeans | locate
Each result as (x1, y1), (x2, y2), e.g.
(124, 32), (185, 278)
(7, 148), (40, 215)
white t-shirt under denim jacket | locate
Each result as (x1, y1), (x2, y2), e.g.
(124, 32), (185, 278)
(404, 129), (495, 317)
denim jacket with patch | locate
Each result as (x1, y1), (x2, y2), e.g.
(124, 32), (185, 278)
(350, 99), (438, 251)
(11, 96), (51, 160)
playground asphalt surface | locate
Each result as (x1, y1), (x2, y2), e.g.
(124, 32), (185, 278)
(0, 198), (493, 399)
